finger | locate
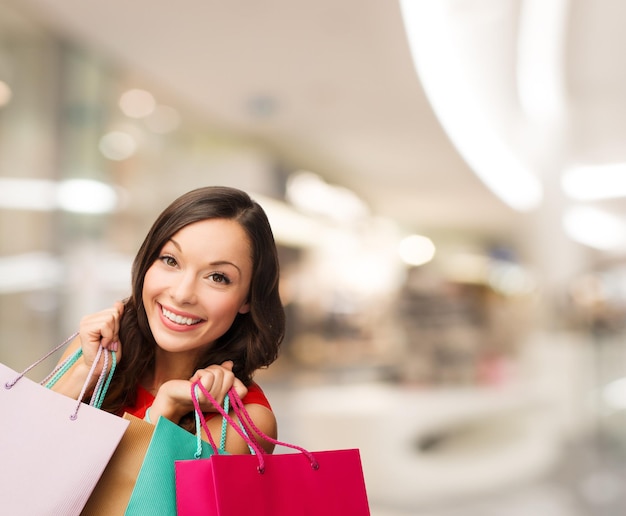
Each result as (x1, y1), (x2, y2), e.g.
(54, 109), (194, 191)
(78, 303), (124, 354)
(190, 368), (212, 384)
(195, 369), (218, 395)
(99, 304), (124, 348)
(113, 300), (125, 317)
(192, 365), (233, 386)
(193, 371), (223, 410)
(195, 368), (235, 404)
(220, 360), (234, 370)
(232, 377), (248, 400)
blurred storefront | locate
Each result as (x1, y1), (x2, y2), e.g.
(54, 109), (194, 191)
(2, 3), (626, 515)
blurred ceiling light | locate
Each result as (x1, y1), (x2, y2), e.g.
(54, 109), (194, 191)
(562, 163), (626, 201)
(57, 179), (119, 214)
(286, 171), (369, 222)
(398, 234), (435, 266)
(0, 252), (62, 293)
(341, 252), (401, 298)
(251, 193), (323, 247)
(517, 0), (568, 122)
(314, 229), (404, 299)
(99, 131), (137, 160)
(0, 178), (56, 210)
(399, 0), (543, 212)
(144, 105), (181, 134)
(0, 80), (12, 107)
(563, 206), (626, 250)
(119, 88), (156, 118)
(0, 178), (120, 214)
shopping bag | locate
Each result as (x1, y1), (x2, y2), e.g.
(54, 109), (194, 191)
(124, 398), (229, 516)
(81, 413), (155, 515)
(0, 333), (129, 516)
(175, 383), (371, 516)
(177, 448), (370, 516)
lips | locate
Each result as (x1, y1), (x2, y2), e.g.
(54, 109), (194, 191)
(160, 304), (203, 326)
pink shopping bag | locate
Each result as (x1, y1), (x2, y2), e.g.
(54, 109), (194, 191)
(0, 334), (129, 516)
(175, 383), (370, 516)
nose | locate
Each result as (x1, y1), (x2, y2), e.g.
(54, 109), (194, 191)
(170, 271), (197, 305)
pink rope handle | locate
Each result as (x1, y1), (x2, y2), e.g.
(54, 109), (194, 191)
(191, 381), (267, 472)
(190, 383), (222, 453)
(227, 386), (319, 470)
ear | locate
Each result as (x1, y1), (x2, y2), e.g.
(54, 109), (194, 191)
(238, 301), (250, 314)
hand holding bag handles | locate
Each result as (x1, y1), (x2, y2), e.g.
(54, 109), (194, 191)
(0, 332), (129, 516)
(175, 382), (371, 516)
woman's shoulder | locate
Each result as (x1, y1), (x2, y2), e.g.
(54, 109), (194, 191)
(242, 382), (272, 411)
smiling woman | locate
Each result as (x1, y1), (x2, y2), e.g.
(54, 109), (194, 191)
(50, 186), (285, 455)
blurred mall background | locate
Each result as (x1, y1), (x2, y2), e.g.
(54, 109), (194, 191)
(2, 0), (626, 514)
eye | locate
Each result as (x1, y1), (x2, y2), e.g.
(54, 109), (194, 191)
(208, 272), (231, 285)
(159, 255), (178, 267)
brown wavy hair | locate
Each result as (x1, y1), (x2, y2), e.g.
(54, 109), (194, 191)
(101, 186), (285, 416)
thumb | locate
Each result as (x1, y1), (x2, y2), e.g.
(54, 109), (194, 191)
(221, 360), (234, 371)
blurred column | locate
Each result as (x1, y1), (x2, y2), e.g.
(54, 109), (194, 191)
(522, 141), (589, 330)
(0, 24), (65, 364)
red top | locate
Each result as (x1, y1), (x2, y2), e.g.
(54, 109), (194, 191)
(121, 382), (272, 420)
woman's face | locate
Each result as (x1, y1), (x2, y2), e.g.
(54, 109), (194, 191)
(142, 218), (253, 355)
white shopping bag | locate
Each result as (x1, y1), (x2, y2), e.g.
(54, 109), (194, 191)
(0, 338), (129, 515)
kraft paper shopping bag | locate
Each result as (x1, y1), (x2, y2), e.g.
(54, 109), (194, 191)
(81, 413), (155, 515)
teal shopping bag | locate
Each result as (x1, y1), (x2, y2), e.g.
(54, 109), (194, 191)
(124, 405), (228, 516)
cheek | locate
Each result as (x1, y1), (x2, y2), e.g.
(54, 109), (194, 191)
(141, 270), (154, 299)
(208, 295), (247, 323)
(141, 267), (162, 303)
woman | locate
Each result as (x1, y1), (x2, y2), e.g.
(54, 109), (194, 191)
(53, 186), (284, 454)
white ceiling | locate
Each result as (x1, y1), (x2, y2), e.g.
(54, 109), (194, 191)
(3, 0), (625, 249)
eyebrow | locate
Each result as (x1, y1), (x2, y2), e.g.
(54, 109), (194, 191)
(167, 238), (242, 274)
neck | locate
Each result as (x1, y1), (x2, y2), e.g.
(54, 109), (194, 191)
(143, 347), (200, 393)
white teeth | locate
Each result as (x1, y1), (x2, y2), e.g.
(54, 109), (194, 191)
(162, 307), (201, 326)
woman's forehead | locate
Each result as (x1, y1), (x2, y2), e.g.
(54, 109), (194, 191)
(167, 219), (252, 261)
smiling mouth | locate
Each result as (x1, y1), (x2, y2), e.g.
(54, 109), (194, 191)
(161, 306), (202, 326)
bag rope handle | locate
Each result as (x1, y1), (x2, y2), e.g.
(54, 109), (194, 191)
(192, 388), (230, 459)
(69, 345), (104, 420)
(90, 346), (117, 409)
(4, 332), (79, 389)
(191, 382), (320, 473)
(191, 382), (267, 472)
(191, 388), (256, 458)
(227, 386), (319, 470)
(4, 331), (117, 419)
(219, 395), (230, 452)
(42, 347), (82, 388)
